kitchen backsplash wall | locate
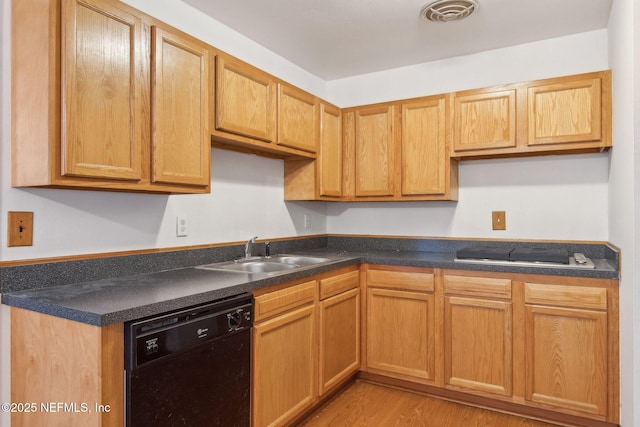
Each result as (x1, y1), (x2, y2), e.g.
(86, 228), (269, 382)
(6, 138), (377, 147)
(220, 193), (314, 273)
(326, 153), (610, 241)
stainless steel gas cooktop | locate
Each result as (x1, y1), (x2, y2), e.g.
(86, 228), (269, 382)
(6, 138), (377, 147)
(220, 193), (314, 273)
(454, 246), (595, 270)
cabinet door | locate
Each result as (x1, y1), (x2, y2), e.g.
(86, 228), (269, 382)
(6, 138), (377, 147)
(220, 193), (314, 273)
(524, 282), (609, 417)
(366, 287), (435, 381)
(401, 97), (447, 196)
(215, 55), (276, 142)
(354, 106), (395, 196)
(61, 0), (143, 181)
(151, 27), (210, 187)
(528, 78), (602, 146)
(318, 103), (343, 197)
(319, 288), (360, 395)
(277, 84), (318, 152)
(453, 90), (517, 152)
(253, 304), (317, 427)
(444, 296), (513, 396)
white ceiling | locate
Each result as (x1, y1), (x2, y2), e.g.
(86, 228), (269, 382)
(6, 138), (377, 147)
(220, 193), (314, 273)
(182, 0), (613, 80)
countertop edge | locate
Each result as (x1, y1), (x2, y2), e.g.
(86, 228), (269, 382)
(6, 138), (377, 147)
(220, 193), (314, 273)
(1, 253), (618, 326)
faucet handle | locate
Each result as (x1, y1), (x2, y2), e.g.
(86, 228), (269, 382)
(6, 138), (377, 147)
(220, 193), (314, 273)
(265, 241), (271, 257)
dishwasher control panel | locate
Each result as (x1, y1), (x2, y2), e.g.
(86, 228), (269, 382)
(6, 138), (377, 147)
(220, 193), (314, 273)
(125, 293), (254, 369)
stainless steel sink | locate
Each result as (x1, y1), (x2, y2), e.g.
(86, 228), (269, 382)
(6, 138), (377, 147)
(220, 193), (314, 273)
(211, 261), (299, 273)
(265, 255), (331, 265)
(197, 254), (333, 274)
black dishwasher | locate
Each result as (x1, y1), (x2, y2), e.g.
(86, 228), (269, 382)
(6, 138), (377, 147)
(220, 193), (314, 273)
(125, 293), (253, 427)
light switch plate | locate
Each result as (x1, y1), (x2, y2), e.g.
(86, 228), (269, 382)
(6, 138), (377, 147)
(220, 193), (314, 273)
(8, 211), (34, 246)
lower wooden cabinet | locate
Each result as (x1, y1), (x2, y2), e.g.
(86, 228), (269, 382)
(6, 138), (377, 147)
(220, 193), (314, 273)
(252, 281), (317, 427)
(443, 275), (513, 397)
(10, 307), (124, 427)
(253, 301), (317, 427)
(251, 266), (361, 427)
(318, 271), (361, 395)
(364, 266), (436, 383)
(524, 281), (614, 419)
(362, 266), (619, 426)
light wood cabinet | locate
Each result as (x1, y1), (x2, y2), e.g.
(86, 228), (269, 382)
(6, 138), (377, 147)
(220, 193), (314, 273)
(11, 307), (124, 427)
(443, 275), (513, 397)
(362, 266), (619, 426)
(452, 89), (517, 152)
(523, 282), (614, 419)
(252, 281), (318, 427)
(214, 54), (276, 143)
(211, 54), (316, 159)
(61, 0), (144, 182)
(282, 101), (341, 200)
(354, 106), (396, 197)
(151, 26), (210, 187)
(451, 71), (611, 158)
(364, 266), (436, 383)
(333, 99), (458, 202)
(401, 96), (457, 198)
(12, 0), (211, 193)
(318, 270), (360, 395)
(252, 267), (361, 426)
(277, 83), (319, 153)
(527, 77), (604, 147)
(318, 103), (343, 197)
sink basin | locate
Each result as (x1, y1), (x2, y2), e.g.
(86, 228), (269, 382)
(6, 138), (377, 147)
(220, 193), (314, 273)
(212, 261), (299, 273)
(197, 254), (333, 274)
(266, 255), (331, 265)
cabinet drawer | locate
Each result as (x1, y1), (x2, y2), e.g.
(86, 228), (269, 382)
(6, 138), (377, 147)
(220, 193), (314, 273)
(367, 269), (434, 292)
(320, 271), (360, 300)
(524, 283), (607, 310)
(254, 280), (317, 322)
(444, 275), (512, 299)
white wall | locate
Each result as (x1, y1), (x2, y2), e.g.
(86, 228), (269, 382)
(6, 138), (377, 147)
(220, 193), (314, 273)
(608, 0), (638, 425)
(326, 31), (611, 242)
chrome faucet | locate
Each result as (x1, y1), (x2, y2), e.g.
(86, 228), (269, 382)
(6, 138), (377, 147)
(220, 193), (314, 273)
(244, 236), (258, 258)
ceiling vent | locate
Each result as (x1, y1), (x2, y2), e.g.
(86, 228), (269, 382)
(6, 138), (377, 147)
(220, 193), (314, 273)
(421, 0), (478, 23)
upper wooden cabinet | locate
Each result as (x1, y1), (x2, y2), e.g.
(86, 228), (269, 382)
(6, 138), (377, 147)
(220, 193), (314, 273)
(277, 83), (319, 153)
(354, 106), (396, 197)
(452, 89), (517, 152)
(401, 96), (456, 197)
(211, 54), (316, 159)
(214, 54), (276, 143)
(527, 77), (603, 147)
(61, 0), (144, 182)
(12, 0), (211, 193)
(451, 71), (611, 158)
(318, 103), (343, 197)
(336, 99), (458, 202)
(151, 26), (210, 187)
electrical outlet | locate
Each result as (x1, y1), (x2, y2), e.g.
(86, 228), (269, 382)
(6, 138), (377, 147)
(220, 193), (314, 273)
(8, 211), (34, 247)
(176, 215), (188, 237)
(492, 211), (506, 230)
(304, 213), (311, 230)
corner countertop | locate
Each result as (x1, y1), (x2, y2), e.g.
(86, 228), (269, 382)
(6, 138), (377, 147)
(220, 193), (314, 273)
(1, 248), (618, 327)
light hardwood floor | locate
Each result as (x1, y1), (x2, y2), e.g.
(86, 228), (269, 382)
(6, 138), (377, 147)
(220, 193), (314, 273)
(299, 381), (558, 427)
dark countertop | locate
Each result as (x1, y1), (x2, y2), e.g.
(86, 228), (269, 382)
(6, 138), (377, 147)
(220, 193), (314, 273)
(1, 247), (618, 327)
